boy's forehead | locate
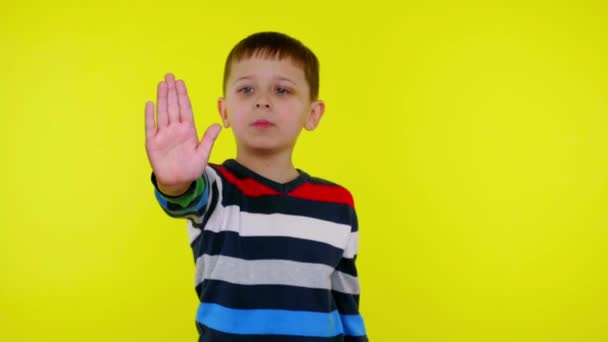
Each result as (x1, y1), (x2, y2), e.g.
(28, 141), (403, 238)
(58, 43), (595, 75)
(228, 57), (306, 82)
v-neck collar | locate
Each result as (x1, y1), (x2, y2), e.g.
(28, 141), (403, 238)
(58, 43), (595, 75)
(222, 158), (310, 194)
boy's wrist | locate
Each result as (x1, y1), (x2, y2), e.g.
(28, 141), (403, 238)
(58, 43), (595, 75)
(158, 182), (191, 197)
(151, 173), (194, 197)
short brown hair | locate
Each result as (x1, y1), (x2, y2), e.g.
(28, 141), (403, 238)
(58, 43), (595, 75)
(223, 32), (320, 100)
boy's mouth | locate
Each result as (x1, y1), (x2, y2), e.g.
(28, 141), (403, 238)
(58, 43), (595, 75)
(251, 119), (275, 128)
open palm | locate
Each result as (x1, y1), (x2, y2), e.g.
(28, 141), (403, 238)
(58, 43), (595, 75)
(145, 73), (221, 190)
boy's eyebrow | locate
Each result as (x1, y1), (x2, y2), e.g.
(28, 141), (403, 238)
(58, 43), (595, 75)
(234, 76), (253, 82)
(233, 75), (296, 84)
(275, 77), (296, 84)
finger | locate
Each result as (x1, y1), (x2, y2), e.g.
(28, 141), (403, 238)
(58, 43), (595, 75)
(156, 81), (169, 127)
(165, 73), (179, 124)
(176, 80), (194, 124)
(196, 123), (222, 161)
(145, 101), (156, 140)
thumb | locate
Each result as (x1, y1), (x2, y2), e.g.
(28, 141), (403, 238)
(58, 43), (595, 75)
(196, 123), (222, 161)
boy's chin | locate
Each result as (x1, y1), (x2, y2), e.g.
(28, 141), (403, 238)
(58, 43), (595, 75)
(238, 139), (294, 155)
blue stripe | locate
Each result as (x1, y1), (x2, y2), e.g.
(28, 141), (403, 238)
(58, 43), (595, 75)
(341, 314), (366, 336)
(197, 302), (345, 337)
(154, 189), (168, 207)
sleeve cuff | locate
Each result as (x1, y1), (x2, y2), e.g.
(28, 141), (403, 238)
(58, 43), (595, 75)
(151, 172), (206, 207)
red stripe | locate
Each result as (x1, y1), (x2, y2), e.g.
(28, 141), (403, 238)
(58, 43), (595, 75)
(288, 183), (354, 208)
(216, 166), (280, 197)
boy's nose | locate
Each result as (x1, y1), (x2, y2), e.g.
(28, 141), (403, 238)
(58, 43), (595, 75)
(255, 103), (271, 109)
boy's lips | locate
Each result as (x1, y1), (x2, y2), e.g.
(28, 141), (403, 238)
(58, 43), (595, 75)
(251, 119), (275, 128)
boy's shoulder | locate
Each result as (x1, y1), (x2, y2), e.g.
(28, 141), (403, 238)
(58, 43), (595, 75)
(305, 173), (350, 192)
(207, 159), (356, 207)
(296, 172), (356, 209)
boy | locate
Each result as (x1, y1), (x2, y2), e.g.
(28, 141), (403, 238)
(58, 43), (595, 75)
(144, 32), (368, 341)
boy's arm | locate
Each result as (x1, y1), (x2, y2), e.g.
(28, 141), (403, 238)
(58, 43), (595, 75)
(331, 206), (369, 341)
(145, 73), (222, 219)
(151, 171), (211, 218)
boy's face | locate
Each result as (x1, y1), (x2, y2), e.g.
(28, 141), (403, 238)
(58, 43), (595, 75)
(218, 56), (324, 154)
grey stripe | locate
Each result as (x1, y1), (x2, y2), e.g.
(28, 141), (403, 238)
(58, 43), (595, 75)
(331, 270), (361, 295)
(194, 254), (362, 292)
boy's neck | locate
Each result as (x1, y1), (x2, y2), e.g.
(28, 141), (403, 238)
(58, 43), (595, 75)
(235, 148), (300, 184)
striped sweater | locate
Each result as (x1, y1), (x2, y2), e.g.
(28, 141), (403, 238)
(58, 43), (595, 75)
(152, 159), (368, 341)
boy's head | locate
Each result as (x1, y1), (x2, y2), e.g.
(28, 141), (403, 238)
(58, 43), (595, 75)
(222, 31), (320, 101)
(218, 32), (325, 155)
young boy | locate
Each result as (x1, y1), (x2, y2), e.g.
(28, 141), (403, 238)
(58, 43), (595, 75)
(144, 31), (368, 342)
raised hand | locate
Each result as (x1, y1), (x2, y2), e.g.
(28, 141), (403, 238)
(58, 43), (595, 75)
(145, 73), (221, 195)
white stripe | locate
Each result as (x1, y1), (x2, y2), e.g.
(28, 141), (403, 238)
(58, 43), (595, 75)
(343, 231), (359, 258)
(205, 208), (350, 249)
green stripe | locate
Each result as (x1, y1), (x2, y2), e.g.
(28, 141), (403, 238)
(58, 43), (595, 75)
(164, 177), (205, 208)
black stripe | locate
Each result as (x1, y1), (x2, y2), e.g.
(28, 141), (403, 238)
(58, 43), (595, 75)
(196, 279), (337, 312)
(194, 280), (361, 315)
(307, 175), (342, 187)
(331, 291), (361, 315)
(190, 230), (344, 267)
(221, 184), (355, 226)
(197, 323), (347, 342)
(335, 256), (358, 277)
(344, 337), (368, 342)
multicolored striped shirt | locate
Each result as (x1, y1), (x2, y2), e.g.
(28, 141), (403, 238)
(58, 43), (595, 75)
(151, 159), (368, 341)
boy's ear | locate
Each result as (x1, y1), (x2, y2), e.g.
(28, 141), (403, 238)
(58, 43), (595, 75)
(304, 100), (325, 131)
(217, 97), (230, 128)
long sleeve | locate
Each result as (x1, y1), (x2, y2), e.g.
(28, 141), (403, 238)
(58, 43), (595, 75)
(151, 171), (210, 219)
(331, 206), (369, 341)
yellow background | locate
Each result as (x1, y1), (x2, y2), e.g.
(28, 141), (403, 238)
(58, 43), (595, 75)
(1, 0), (607, 341)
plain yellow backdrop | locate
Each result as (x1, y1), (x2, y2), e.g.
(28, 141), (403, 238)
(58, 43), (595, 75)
(1, 0), (607, 341)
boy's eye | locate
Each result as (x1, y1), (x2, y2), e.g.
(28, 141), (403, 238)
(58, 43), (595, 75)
(276, 87), (290, 94)
(238, 86), (253, 94)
